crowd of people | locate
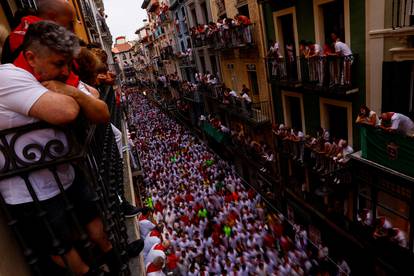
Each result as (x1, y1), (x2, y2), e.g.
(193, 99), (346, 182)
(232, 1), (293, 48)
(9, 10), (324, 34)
(190, 14), (253, 48)
(127, 91), (351, 275)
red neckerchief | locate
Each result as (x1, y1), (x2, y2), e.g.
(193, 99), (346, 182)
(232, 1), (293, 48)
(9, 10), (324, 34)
(9, 16), (43, 53)
(13, 52), (80, 86)
(146, 263), (161, 273)
(13, 52), (41, 80)
(150, 230), (161, 237)
(153, 244), (165, 251)
(139, 214), (149, 221)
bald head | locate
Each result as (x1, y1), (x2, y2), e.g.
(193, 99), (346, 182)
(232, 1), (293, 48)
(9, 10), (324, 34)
(37, 0), (75, 30)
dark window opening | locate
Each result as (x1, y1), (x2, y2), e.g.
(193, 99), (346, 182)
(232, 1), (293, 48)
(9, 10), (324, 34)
(322, 0), (345, 44)
(326, 104), (348, 140)
(237, 4), (250, 18)
(210, 56), (218, 78)
(190, 8), (197, 26)
(199, 55), (206, 73)
(200, 2), (209, 24)
(247, 70), (259, 96)
(287, 96), (303, 131)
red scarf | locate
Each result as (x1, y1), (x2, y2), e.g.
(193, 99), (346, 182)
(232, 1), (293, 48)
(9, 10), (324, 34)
(149, 230), (161, 237)
(146, 263), (161, 273)
(153, 244), (165, 251)
(10, 16), (80, 87)
(138, 214), (149, 221)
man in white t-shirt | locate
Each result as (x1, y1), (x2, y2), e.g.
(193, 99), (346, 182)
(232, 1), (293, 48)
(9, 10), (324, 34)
(380, 112), (414, 136)
(331, 33), (353, 85)
(0, 21), (116, 276)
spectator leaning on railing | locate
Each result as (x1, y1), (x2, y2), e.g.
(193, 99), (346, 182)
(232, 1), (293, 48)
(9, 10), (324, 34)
(0, 21), (119, 276)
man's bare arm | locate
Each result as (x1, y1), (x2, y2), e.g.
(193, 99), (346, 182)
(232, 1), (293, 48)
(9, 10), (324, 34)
(29, 91), (80, 125)
(42, 81), (110, 124)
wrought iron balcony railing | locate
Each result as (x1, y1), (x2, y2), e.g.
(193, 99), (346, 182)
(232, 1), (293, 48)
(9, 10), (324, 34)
(199, 84), (271, 125)
(0, 86), (131, 275)
(267, 55), (359, 94)
(391, 0), (414, 29)
(191, 24), (255, 49)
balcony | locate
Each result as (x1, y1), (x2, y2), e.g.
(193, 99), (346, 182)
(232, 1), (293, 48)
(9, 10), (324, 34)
(359, 125), (414, 177)
(178, 55), (195, 67)
(200, 84), (271, 125)
(153, 26), (165, 39)
(191, 24), (256, 50)
(266, 55), (359, 96)
(158, 11), (172, 25)
(160, 45), (174, 60)
(182, 89), (203, 103)
(0, 86), (138, 275)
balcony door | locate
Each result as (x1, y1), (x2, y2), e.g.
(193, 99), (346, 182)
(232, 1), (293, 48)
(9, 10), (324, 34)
(273, 8), (299, 58)
(282, 91), (306, 133)
(319, 98), (353, 145)
(314, 0), (350, 46)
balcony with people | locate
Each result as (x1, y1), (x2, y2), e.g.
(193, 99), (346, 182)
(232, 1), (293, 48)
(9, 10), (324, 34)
(199, 82), (271, 126)
(160, 44), (174, 60)
(190, 15), (255, 50)
(354, 106), (414, 177)
(0, 21), (145, 276)
(266, 34), (358, 96)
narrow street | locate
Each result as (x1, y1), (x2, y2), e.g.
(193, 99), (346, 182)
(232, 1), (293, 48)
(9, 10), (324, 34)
(129, 92), (343, 275)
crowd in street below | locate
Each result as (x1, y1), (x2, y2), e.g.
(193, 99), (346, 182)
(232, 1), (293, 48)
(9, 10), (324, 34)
(127, 91), (352, 276)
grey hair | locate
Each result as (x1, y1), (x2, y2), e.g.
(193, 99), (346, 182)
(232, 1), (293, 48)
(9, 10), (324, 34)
(22, 21), (80, 59)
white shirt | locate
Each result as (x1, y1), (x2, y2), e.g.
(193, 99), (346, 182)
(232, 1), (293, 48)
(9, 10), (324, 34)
(391, 113), (414, 135)
(229, 90), (238, 97)
(0, 64), (75, 205)
(241, 93), (252, 103)
(313, 44), (323, 56)
(139, 217), (156, 238)
(334, 41), (352, 56)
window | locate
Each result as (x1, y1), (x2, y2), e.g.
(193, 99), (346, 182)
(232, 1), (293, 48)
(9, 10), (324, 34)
(382, 61), (414, 118)
(314, 0), (350, 46)
(273, 8), (299, 60)
(326, 105), (348, 140)
(237, 4), (250, 18)
(199, 55), (206, 73)
(282, 91), (306, 133)
(319, 98), (353, 145)
(200, 2), (209, 24)
(181, 7), (186, 18)
(227, 64), (237, 90)
(210, 56), (218, 78)
(321, 0), (345, 44)
(247, 65), (259, 96)
(122, 53), (127, 60)
(190, 7), (197, 26)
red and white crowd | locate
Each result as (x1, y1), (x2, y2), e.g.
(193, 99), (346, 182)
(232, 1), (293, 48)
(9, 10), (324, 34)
(127, 92), (351, 275)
